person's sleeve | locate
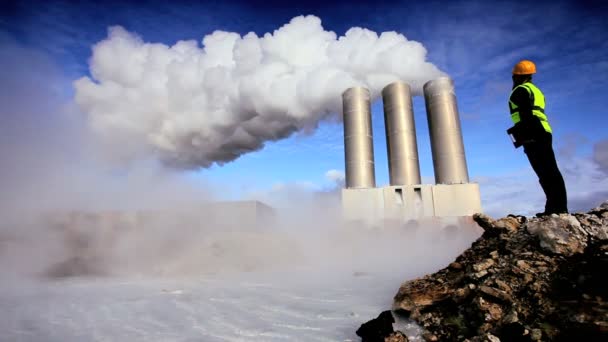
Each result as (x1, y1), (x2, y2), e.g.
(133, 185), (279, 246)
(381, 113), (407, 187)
(510, 87), (534, 122)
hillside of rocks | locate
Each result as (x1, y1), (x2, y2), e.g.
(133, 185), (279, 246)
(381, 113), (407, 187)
(359, 201), (608, 342)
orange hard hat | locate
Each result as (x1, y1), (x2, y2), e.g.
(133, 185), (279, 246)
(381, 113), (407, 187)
(512, 60), (536, 75)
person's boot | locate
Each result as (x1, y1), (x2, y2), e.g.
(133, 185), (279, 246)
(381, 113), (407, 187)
(536, 210), (568, 218)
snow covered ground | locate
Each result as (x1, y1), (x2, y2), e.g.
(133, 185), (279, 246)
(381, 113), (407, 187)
(1, 218), (480, 342)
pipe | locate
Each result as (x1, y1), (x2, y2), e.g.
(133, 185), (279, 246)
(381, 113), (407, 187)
(342, 87), (376, 188)
(382, 81), (421, 186)
(423, 77), (469, 184)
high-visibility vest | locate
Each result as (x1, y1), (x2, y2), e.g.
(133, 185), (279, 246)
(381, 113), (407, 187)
(509, 82), (552, 133)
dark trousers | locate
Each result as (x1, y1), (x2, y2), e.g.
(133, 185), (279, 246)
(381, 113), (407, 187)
(523, 133), (568, 213)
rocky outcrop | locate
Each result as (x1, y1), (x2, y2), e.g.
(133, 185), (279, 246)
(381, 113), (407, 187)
(388, 201), (608, 341)
(356, 310), (410, 342)
(384, 331), (409, 342)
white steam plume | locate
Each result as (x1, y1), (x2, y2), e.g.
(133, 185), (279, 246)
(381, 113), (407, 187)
(75, 15), (443, 169)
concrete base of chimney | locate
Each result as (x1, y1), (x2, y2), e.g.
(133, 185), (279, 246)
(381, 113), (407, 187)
(430, 183), (482, 217)
(341, 183), (482, 228)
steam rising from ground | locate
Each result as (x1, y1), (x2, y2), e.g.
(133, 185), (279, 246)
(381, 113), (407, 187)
(3, 197), (483, 340)
(1, 199), (481, 282)
(74, 15), (443, 169)
(2, 200), (480, 341)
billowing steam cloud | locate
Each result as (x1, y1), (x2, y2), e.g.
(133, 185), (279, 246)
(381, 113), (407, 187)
(75, 15), (443, 169)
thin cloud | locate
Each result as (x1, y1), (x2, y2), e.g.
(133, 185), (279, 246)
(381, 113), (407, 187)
(325, 169), (345, 188)
(593, 139), (608, 174)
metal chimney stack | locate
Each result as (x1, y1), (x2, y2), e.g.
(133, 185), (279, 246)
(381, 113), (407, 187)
(342, 87), (376, 188)
(382, 81), (421, 186)
(423, 77), (469, 184)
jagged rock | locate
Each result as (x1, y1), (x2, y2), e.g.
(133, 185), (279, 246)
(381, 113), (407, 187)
(485, 333), (501, 342)
(385, 202), (608, 341)
(357, 310), (395, 342)
(574, 212), (608, 241)
(526, 214), (588, 256)
(530, 328), (542, 341)
(421, 331), (438, 341)
(474, 296), (503, 321)
(464, 332), (502, 342)
(501, 308), (519, 324)
(472, 258), (495, 272)
(591, 200), (608, 213)
(384, 331), (409, 342)
(393, 278), (453, 314)
(479, 285), (512, 302)
(449, 261), (463, 270)
(472, 214), (498, 235)
(494, 217), (520, 233)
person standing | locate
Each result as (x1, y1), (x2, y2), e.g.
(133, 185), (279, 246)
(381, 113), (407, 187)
(509, 60), (568, 217)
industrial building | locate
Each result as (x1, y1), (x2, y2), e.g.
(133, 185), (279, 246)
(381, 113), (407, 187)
(341, 77), (482, 226)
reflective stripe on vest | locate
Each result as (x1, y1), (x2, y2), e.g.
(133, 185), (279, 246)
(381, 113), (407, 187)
(509, 82), (552, 133)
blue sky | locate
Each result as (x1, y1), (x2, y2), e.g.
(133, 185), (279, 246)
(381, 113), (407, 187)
(1, 0), (607, 216)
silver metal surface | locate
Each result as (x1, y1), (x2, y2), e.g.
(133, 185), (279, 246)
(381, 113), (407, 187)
(342, 87), (376, 188)
(423, 77), (469, 184)
(382, 81), (421, 186)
